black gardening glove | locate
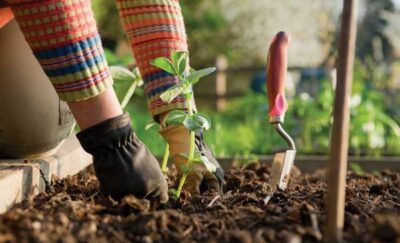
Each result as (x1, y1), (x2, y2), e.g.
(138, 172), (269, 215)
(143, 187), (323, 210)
(77, 113), (168, 202)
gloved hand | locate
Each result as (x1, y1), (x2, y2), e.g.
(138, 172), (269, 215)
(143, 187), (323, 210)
(159, 124), (224, 195)
(77, 113), (168, 202)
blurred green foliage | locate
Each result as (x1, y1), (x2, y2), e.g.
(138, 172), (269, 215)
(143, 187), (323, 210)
(104, 49), (134, 69)
(205, 80), (398, 157)
(115, 58), (400, 157)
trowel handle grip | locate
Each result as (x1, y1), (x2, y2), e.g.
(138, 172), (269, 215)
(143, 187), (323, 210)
(266, 31), (290, 123)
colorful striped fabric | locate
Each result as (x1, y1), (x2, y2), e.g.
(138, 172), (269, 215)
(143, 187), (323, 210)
(8, 0), (112, 101)
(116, 0), (193, 116)
(8, 0), (192, 114)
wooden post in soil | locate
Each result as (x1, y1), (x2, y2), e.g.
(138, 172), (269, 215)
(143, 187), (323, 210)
(325, 0), (358, 242)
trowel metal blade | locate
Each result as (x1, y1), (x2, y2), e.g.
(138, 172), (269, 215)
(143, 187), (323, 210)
(270, 149), (296, 190)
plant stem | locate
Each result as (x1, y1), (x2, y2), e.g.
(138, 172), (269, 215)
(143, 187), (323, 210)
(175, 131), (196, 198)
(121, 77), (139, 109)
(176, 173), (187, 197)
(161, 144), (169, 174)
(175, 89), (196, 199)
(188, 131), (196, 163)
(186, 93), (196, 167)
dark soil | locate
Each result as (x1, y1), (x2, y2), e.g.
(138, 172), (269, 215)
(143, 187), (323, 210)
(0, 163), (399, 243)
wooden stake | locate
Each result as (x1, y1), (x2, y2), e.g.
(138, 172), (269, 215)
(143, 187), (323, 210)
(325, 0), (358, 242)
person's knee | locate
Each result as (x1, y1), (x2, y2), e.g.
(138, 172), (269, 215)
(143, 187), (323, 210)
(0, 20), (76, 158)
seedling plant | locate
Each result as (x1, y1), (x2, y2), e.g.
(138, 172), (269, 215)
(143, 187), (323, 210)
(150, 51), (217, 200)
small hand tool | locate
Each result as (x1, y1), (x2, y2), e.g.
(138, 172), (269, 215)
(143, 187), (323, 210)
(266, 31), (296, 190)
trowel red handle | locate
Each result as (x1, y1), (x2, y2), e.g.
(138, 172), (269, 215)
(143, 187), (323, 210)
(266, 31), (290, 123)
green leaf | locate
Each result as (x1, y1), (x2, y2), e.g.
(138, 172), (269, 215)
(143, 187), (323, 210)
(183, 151), (217, 173)
(132, 68), (144, 87)
(110, 66), (137, 82)
(183, 114), (211, 132)
(160, 84), (185, 103)
(186, 67), (216, 84)
(150, 57), (176, 74)
(183, 116), (202, 131)
(171, 51), (185, 66)
(200, 156), (217, 173)
(163, 110), (188, 126)
(192, 113), (211, 130)
(193, 151), (203, 162)
(171, 51), (188, 76)
(179, 56), (189, 77)
(180, 152), (202, 162)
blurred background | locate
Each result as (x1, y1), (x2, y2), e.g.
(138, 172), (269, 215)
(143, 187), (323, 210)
(93, 0), (400, 157)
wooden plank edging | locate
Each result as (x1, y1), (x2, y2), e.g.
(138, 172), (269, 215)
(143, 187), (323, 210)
(0, 136), (92, 214)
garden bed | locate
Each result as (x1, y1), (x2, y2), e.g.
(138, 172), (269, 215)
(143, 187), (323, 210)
(0, 163), (399, 242)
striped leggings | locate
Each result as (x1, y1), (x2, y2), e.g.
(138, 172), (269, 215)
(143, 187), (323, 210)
(6, 0), (189, 117)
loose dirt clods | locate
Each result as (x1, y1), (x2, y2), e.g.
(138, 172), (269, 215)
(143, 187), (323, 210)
(0, 163), (399, 242)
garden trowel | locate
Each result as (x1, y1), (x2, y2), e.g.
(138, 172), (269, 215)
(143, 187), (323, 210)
(266, 31), (296, 190)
